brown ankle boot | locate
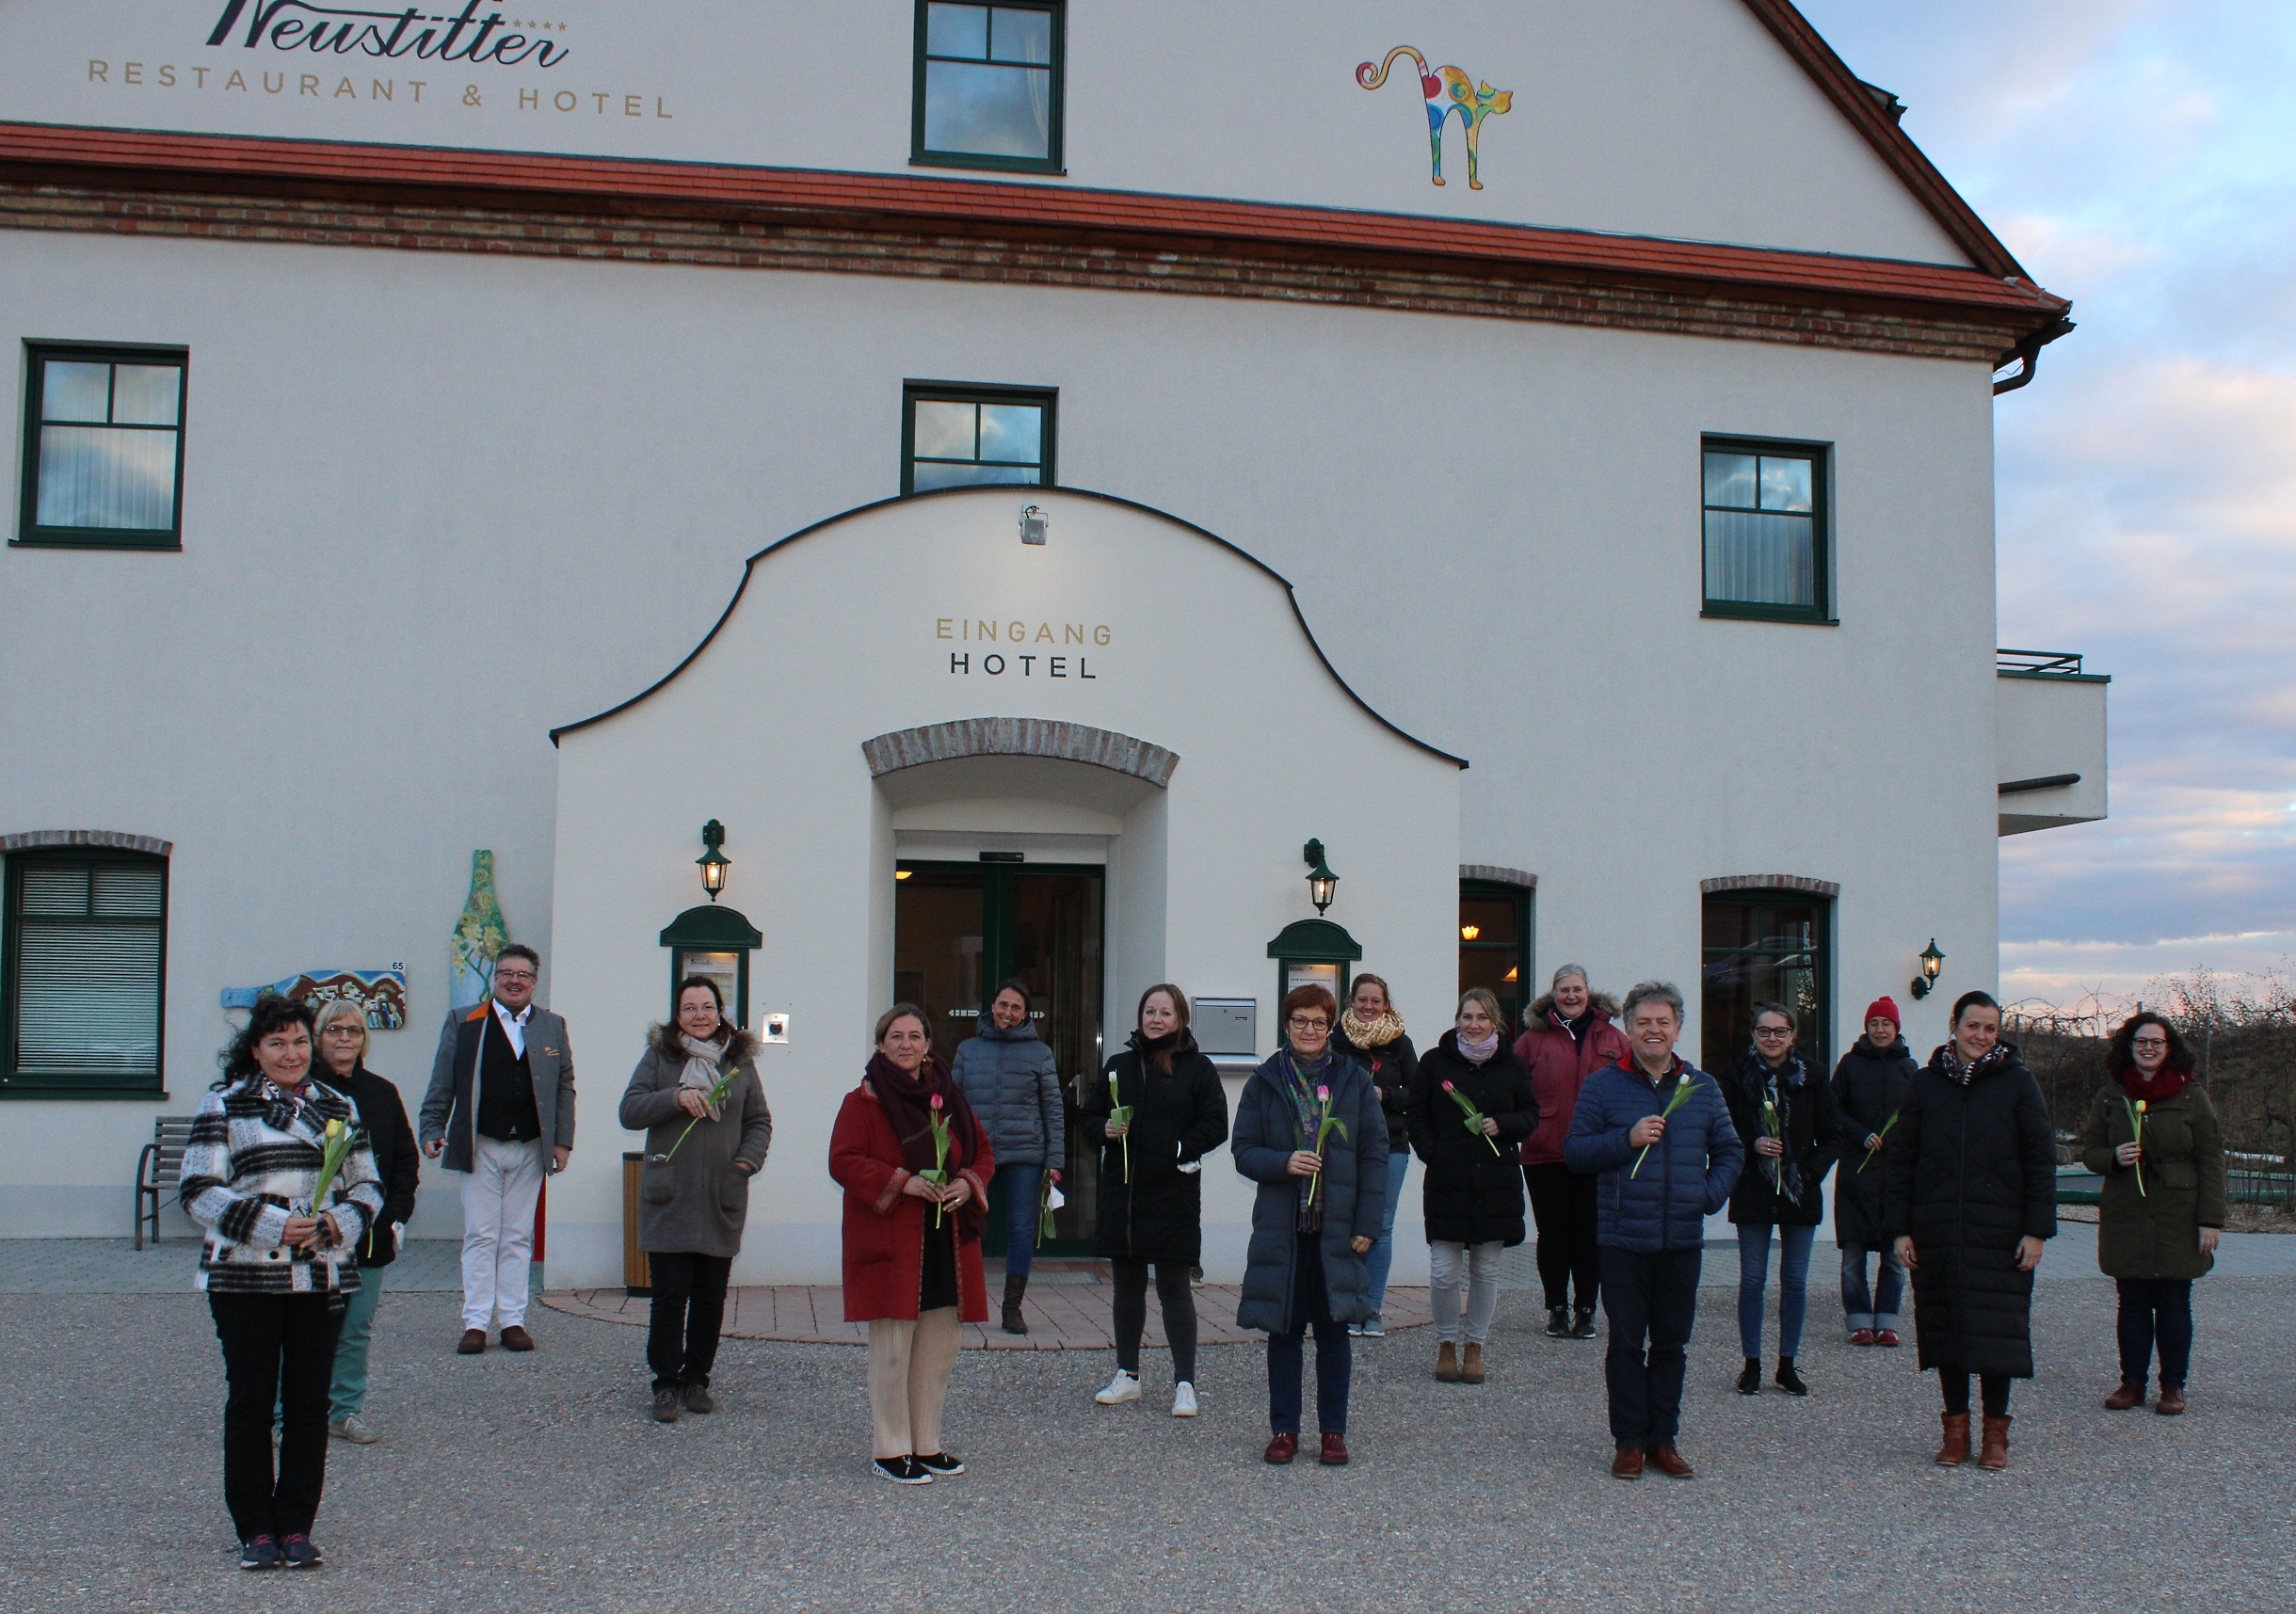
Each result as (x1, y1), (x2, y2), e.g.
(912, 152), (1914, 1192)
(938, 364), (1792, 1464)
(1935, 1413), (1971, 1466)
(1977, 1414), (2012, 1470)
(1001, 1272), (1028, 1335)
(1461, 1343), (1486, 1384)
(1435, 1341), (1461, 1382)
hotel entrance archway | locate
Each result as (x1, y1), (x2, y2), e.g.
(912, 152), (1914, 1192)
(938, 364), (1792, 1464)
(893, 860), (1105, 1253)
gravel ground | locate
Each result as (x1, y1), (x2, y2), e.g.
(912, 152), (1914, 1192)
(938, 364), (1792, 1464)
(8, 1276), (2291, 1614)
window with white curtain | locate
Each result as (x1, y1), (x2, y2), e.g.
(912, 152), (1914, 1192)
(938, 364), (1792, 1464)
(18, 345), (188, 549)
(3, 852), (169, 1095)
(911, 0), (1064, 173)
(1701, 437), (1832, 623)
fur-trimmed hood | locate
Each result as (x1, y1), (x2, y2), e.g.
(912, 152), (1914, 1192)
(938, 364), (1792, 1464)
(649, 1021), (760, 1069)
(1528, 991), (1621, 1024)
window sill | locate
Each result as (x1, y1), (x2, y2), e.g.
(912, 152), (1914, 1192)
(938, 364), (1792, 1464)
(13, 531), (182, 551)
(1701, 604), (1838, 627)
(908, 152), (1067, 178)
(0, 1084), (170, 1100)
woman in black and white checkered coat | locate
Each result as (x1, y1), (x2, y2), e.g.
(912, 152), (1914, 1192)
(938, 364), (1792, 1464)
(181, 993), (383, 1572)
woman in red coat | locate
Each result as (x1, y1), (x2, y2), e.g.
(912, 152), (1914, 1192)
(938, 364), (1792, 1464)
(828, 1003), (995, 1485)
(1512, 965), (1630, 1339)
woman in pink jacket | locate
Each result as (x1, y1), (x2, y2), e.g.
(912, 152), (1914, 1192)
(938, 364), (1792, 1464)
(1512, 965), (1630, 1339)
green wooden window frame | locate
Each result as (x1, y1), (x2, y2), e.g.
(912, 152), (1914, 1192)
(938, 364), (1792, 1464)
(901, 380), (1057, 495)
(2, 849), (169, 1098)
(1699, 888), (1833, 1076)
(17, 343), (189, 551)
(1459, 879), (1535, 1034)
(659, 905), (763, 1028)
(1700, 435), (1834, 625)
(910, 0), (1066, 175)
(1266, 919), (1361, 1036)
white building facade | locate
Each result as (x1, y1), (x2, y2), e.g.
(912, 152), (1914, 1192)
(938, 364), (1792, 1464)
(0, 0), (2099, 1286)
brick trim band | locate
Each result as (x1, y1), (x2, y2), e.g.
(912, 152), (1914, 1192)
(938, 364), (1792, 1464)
(0, 829), (173, 856)
(1700, 873), (1840, 898)
(0, 182), (2037, 364)
(1460, 864), (1537, 888)
(863, 719), (1178, 788)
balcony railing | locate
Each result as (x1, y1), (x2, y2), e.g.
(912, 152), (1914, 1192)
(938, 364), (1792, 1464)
(1998, 648), (2086, 677)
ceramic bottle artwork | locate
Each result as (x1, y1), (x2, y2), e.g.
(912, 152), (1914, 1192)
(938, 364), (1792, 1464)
(450, 850), (510, 1012)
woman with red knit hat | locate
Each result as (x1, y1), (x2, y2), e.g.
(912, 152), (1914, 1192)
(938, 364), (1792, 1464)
(1830, 997), (1917, 1345)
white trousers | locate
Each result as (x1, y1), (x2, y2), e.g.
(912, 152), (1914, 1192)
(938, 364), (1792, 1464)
(866, 1310), (963, 1461)
(459, 1135), (545, 1330)
(1429, 1239), (1505, 1346)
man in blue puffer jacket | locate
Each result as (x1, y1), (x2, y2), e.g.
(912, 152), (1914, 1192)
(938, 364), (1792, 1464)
(1565, 980), (1742, 1481)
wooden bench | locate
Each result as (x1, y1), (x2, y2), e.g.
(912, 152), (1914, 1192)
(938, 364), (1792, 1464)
(135, 1116), (197, 1249)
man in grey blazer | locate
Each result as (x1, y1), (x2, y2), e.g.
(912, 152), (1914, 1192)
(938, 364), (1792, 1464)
(420, 943), (576, 1353)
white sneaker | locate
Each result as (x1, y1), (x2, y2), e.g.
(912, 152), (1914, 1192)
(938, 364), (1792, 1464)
(329, 1414), (378, 1445)
(1171, 1382), (1198, 1417)
(1094, 1369), (1142, 1405)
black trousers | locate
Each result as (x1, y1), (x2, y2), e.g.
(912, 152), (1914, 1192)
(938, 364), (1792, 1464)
(1599, 1246), (1701, 1449)
(2116, 1277), (2194, 1389)
(210, 1291), (345, 1541)
(1524, 1162), (1601, 1311)
(647, 1252), (733, 1392)
(1112, 1259), (1198, 1382)
(1267, 1233), (1352, 1436)
(1940, 1369), (2013, 1418)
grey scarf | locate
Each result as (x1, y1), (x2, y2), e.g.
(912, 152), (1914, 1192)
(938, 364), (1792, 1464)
(679, 1032), (729, 1121)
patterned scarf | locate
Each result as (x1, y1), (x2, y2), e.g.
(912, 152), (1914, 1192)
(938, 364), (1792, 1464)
(1742, 1052), (1808, 1204)
(1283, 1051), (1332, 1233)
(1937, 1041), (2009, 1087)
(1456, 1029), (1501, 1064)
(1339, 1007), (1405, 1049)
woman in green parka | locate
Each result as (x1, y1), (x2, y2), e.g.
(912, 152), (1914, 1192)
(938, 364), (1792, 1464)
(2079, 1011), (2226, 1416)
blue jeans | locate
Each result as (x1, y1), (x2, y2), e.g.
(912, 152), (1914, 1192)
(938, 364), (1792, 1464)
(1360, 1147), (1410, 1318)
(1736, 1222), (1816, 1359)
(1001, 1163), (1044, 1280)
(328, 1265), (385, 1419)
(1268, 1233), (1351, 1435)
(1838, 1239), (1904, 1334)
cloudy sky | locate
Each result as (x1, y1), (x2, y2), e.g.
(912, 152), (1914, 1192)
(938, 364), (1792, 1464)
(1797, 1), (2296, 1010)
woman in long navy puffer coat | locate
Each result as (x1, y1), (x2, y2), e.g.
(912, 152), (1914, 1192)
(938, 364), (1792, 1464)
(1884, 991), (2056, 1473)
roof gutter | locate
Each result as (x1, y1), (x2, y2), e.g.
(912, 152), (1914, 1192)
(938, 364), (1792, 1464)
(1993, 315), (2077, 394)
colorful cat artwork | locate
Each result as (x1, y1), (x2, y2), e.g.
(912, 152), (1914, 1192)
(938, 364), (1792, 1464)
(1357, 46), (1514, 190)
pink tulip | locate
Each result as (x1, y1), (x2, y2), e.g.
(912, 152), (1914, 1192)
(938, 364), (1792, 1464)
(1316, 1085), (1330, 1101)
(1442, 1080), (1456, 1093)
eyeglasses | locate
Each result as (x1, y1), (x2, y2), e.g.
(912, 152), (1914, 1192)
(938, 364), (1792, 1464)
(2131, 1036), (2169, 1049)
(1754, 1026), (1793, 1038)
(321, 1026), (364, 1038)
(1287, 1015), (1330, 1031)
(494, 968), (537, 983)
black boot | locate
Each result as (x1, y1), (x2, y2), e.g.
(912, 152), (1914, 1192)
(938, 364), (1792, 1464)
(1737, 1357), (1762, 1396)
(1774, 1357), (1807, 1397)
(1001, 1272), (1028, 1335)
(1544, 1305), (1568, 1337)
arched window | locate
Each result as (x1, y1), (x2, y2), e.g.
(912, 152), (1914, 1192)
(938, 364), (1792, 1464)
(4, 844), (169, 1095)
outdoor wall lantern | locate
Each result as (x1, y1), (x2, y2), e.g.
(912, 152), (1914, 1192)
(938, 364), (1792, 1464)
(1020, 503), (1048, 545)
(1303, 839), (1340, 915)
(696, 819), (731, 902)
(1910, 938), (1946, 999)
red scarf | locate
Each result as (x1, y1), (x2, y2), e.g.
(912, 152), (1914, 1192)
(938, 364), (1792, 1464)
(864, 1051), (987, 1242)
(2121, 1063), (2192, 1105)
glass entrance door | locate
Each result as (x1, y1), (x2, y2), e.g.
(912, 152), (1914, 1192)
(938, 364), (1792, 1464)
(893, 861), (1104, 1251)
